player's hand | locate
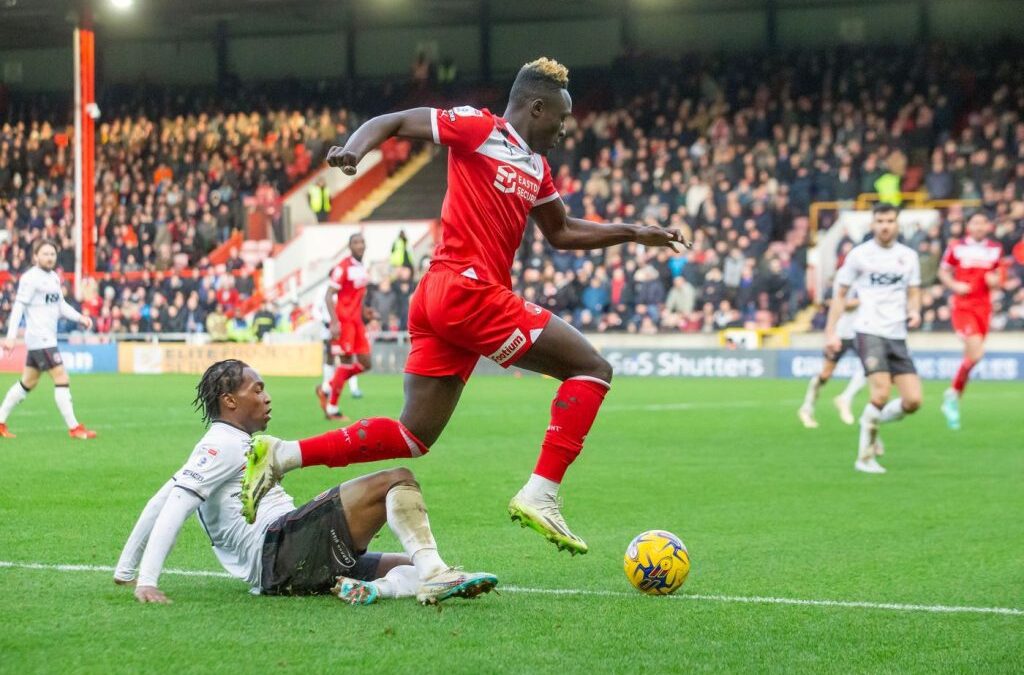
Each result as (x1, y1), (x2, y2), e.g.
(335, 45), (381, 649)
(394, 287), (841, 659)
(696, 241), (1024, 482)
(984, 271), (1001, 289)
(825, 333), (842, 353)
(952, 281), (971, 295)
(907, 311), (922, 329)
(114, 576), (137, 587)
(634, 226), (690, 250)
(79, 316), (93, 331)
(1, 338), (14, 354)
(134, 585), (171, 604)
(326, 146), (359, 176)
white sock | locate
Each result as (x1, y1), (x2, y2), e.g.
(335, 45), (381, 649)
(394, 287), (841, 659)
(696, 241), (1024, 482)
(802, 374), (822, 409)
(878, 398), (906, 424)
(373, 565), (421, 599)
(54, 386), (79, 429)
(348, 375), (361, 395)
(523, 473), (560, 500)
(321, 364), (335, 393)
(0, 382), (28, 423)
(273, 440), (303, 474)
(838, 368), (866, 403)
(858, 403), (881, 460)
(386, 485), (447, 580)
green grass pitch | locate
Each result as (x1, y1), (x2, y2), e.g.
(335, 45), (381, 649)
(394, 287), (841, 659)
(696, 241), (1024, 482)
(0, 372), (1021, 673)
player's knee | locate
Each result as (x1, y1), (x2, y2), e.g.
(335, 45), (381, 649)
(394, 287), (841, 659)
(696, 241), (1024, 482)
(384, 466), (418, 489)
(902, 397), (922, 414)
(582, 356), (613, 385)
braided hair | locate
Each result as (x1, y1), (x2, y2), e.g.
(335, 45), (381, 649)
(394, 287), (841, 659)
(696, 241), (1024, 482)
(193, 359), (249, 426)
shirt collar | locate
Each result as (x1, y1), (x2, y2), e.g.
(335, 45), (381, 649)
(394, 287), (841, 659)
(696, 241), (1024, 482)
(211, 420), (252, 439)
(501, 118), (532, 154)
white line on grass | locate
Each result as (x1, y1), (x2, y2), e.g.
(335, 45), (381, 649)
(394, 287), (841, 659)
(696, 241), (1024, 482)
(2, 560), (1020, 617)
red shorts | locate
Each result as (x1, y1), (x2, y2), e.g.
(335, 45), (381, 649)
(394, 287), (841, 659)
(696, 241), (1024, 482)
(331, 319), (371, 356)
(406, 265), (553, 382)
(952, 305), (991, 338)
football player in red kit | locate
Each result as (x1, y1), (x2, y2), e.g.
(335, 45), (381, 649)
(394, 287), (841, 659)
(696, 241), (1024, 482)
(243, 57), (683, 555)
(318, 233), (372, 421)
(937, 212), (1003, 430)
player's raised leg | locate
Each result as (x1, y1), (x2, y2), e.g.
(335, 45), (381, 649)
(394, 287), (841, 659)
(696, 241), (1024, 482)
(509, 315), (613, 555)
(799, 357), (838, 429)
(834, 364), (866, 425)
(326, 351), (371, 420)
(241, 376), (463, 523)
(943, 332), (983, 430)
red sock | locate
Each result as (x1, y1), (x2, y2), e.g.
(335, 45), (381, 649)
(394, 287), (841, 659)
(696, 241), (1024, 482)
(952, 357), (977, 394)
(299, 417), (428, 467)
(533, 376), (610, 483)
(329, 363), (365, 406)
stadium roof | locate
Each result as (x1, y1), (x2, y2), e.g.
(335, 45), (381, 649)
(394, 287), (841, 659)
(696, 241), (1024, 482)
(1, 0), (905, 50)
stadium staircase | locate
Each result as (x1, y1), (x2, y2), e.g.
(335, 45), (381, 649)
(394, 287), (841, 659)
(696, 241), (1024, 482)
(336, 147), (436, 222)
(362, 149), (447, 221)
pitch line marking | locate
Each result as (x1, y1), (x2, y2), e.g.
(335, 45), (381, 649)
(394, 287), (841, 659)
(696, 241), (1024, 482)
(1, 561), (1020, 617)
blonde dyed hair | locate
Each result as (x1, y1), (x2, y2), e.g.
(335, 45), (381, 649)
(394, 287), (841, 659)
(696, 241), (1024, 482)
(510, 57), (570, 104)
(520, 57), (569, 88)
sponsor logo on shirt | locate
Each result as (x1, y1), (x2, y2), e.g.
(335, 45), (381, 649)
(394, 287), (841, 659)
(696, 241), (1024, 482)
(44, 293), (59, 303)
(493, 164), (541, 200)
(869, 272), (905, 286)
(488, 328), (527, 365)
(494, 165), (517, 194)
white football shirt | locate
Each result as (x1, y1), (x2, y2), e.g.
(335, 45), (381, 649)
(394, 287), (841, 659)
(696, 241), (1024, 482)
(835, 239), (920, 340)
(7, 266), (81, 350)
(172, 422), (295, 586)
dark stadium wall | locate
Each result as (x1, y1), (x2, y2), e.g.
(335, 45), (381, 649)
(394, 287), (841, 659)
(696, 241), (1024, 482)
(1, 0), (1024, 92)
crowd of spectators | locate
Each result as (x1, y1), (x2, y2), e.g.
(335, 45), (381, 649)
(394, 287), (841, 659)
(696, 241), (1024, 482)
(2, 44), (1023, 339)
(503, 44), (1024, 333)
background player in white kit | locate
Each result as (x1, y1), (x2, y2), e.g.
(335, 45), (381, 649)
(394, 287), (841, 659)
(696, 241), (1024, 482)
(0, 240), (96, 439)
(798, 285), (867, 428)
(826, 204), (923, 474)
(114, 359), (496, 605)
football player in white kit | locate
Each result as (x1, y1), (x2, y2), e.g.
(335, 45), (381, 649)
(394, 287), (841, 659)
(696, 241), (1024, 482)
(798, 285), (867, 428)
(0, 240), (96, 439)
(114, 359), (496, 606)
(826, 204), (923, 474)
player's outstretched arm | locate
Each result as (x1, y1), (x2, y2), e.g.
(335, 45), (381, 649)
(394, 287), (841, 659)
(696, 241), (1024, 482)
(531, 199), (685, 251)
(114, 479), (175, 586)
(326, 108), (434, 175)
(131, 486), (202, 604)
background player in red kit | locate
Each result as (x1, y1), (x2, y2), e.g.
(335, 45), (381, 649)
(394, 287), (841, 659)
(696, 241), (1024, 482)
(242, 57), (683, 555)
(937, 212), (1003, 430)
(319, 233), (372, 421)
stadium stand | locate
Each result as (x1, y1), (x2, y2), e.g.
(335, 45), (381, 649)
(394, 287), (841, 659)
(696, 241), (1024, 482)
(1, 45), (1022, 338)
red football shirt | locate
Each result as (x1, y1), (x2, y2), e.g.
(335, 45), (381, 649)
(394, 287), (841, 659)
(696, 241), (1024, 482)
(329, 256), (369, 322)
(940, 237), (1002, 309)
(430, 106), (559, 288)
